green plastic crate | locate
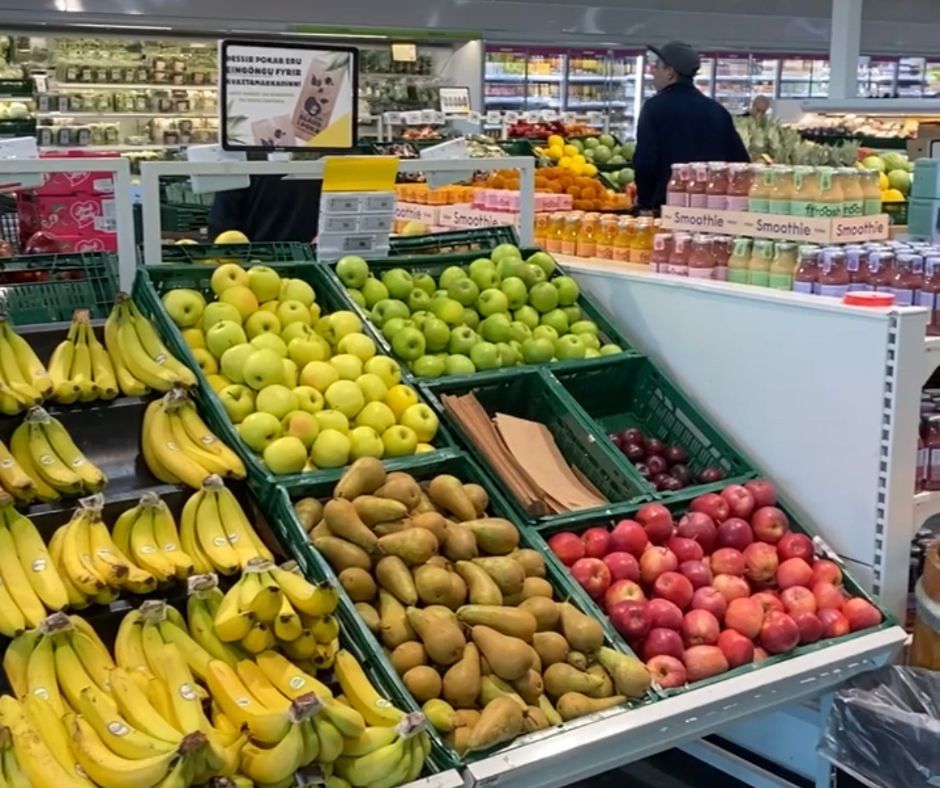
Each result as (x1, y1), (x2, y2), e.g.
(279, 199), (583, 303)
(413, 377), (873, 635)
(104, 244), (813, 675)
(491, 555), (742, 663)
(390, 227), (520, 256)
(158, 242), (315, 265)
(0, 252), (118, 325)
(545, 356), (755, 501)
(421, 367), (650, 524)
(534, 496), (898, 696)
(132, 262), (452, 502)
(265, 449), (658, 769)
(161, 203), (211, 234)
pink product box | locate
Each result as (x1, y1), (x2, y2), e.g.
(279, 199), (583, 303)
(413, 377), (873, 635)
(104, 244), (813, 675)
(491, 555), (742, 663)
(50, 232), (117, 253)
(35, 152), (116, 197)
(19, 194), (116, 240)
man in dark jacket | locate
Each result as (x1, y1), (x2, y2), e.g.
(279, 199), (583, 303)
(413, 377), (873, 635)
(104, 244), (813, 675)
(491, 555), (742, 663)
(634, 42), (750, 211)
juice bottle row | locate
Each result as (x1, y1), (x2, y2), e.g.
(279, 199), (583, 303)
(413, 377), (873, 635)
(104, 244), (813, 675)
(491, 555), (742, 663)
(665, 162), (882, 218)
(539, 211), (660, 264)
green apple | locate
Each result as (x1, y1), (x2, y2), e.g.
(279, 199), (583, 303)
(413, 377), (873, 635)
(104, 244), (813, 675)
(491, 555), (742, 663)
(211, 263), (249, 296)
(330, 354), (364, 381)
(408, 289), (431, 312)
(277, 300), (312, 328)
(293, 385), (325, 414)
(219, 286), (259, 321)
(220, 344), (254, 384)
(300, 360), (339, 392)
(570, 320), (599, 336)
(410, 311), (429, 331)
(288, 336), (331, 367)
(445, 354), (476, 375)
(522, 337), (554, 364)
(509, 339), (523, 359)
(349, 425), (384, 460)
(355, 400), (396, 434)
(496, 342), (519, 367)
(532, 325), (559, 343)
(470, 341), (500, 371)
(247, 265), (282, 302)
(280, 278), (315, 307)
(242, 349), (285, 390)
(324, 379), (366, 419)
(585, 347), (601, 358)
(237, 411), (282, 452)
(529, 282), (560, 313)
(438, 266), (467, 290)
(310, 429), (351, 468)
(562, 305), (582, 324)
(540, 308), (569, 335)
(218, 383), (255, 424)
(281, 322), (315, 344)
(496, 256), (526, 281)
(315, 409), (350, 434)
(599, 343), (624, 356)
(491, 243), (521, 262)
(430, 297), (464, 327)
(381, 425), (418, 458)
(263, 436), (307, 474)
(382, 317), (411, 342)
(325, 311), (363, 344)
(207, 374), (231, 392)
(522, 264), (547, 288)
(554, 334), (586, 360)
(282, 358), (298, 388)
(314, 316), (332, 337)
(400, 403), (439, 442)
(337, 332), (376, 362)
(412, 273), (436, 295)
(470, 265), (500, 292)
(364, 356), (401, 389)
(371, 299), (410, 327)
(514, 305), (540, 329)
(260, 300), (280, 315)
(244, 310), (281, 339)
(391, 327), (426, 361)
(162, 289), (206, 328)
(480, 313), (512, 343)
(477, 289), (509, 317)
(206, 321), (247, 359)
(310, 303), (322, 325)
(191, 348), (218, 376)
(250, 333), (288, 358)
(579, 332), (600, 351)
(448, 326), (478, 356)
(422, 317), (450, 352)
(381, 268), (414, 300)
(356, 373), (388, 404)
(256, 384), (299, 420)
(509, 321), (532, 344)
(455, 309), (475, 331)
(412, 355), (445, 379)
(362, 277), (389, 308)
(335, 255), (369, 288)
(202, 302), (243, 330)
(552, 275), (580, 306)
(499, 277), (528, 310)
(447, 277), (480, 307)
(528, 251), (557, 277)
(469, 257), (498, 283)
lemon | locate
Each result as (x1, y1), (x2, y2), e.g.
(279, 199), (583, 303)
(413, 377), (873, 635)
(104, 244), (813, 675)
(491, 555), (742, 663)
(882, 188), (905, 202)
(878, 171), (889, 190)
(584, 164), (598, 176)
(570, 162), (585, 175)
(548, 145), (564, 161)
(558, 156), (573, 169)
(573, 154), (587, 166)
(547, 134), (564, 148)
(563, 144), (579, 157)
(214, 229), (250, 244)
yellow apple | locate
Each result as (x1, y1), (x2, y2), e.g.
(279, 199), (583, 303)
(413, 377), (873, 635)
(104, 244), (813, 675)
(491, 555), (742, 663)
(248, 265), (282, 302)
(220, 344), (255, 384)
(210, 262), (249, 295)
(237, 411), (281, 452)
(314, 409), (350, 434)
(324, 380), (366, 419)
(220, 286), (259, 320)
(349, 425), (384, 459)
(415, 442), (435, 453)
(364, 356), (401, 389)
(203, 302), (243, 330)
(163, 288), (206, 329)
(300, 361), (339, 392)
(255, 384), (298, 420)
(277, 300), (312, 328)
(326, 311), (363, 343)
(181, 327), (206, 350)
(281, 410), (319, 448)
(336, 332), (376, 362)
(288, 336), (331, 367)
(400, 403), (439, 442)
(260, 300), (280, 314)
(310, 429), (351, 469)
(214, 229), (250, 245)
(282, 358), (298, 388)
(354, 401), (396, 434)
(245, 310), (281, 339)
(382, 425), (418, 457)
(355, 373), (388, 404)
(205, 373), (230, 393)
(329, 354), (363, 381)
(293, 385), (325, 414)
(191, 347), (218, 376)
(263, 436), (308, 474)
(385, 384), (418, 420)
(309, 303), (322, 324)
(280, 278), (315, 307)
(250, 333), (288, 358)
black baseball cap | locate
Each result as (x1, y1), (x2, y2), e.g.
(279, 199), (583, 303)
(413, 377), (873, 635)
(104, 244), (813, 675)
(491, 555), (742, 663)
(647, 41), (701, 77)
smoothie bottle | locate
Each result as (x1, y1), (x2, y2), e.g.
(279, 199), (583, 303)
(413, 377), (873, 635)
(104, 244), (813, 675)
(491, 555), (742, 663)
(688, 233), (715, 278)
(868, 250), (896, 292)
(561, 213), (581, 256)
(595, 216), (618, 260)
(705, 163), (729, 210)
(712, 235), (732, 280)
(576, 212), (599, 258)
(792, 245), (820, 294)
(838, 167), (864, 218)
(546, 212), (565, 253)
(890, 253), (918, 306)
(767, 166), (794, 215)
(768, 241), (798, 290)
(613, 217), (635, 263)
(748, 239), (774, 287)
(727, 236), (752, 284)
(650, 232), (673, 273)
(815, 167), (844, 218)
(790, 166), (818, 217)
(667, 232), (692, 276)
(845, 245), (871, 291)
(748, 165), (774, 213)
(726, 164), (751, 212)
(860, 169), (883, 215)
(630, 218), (654, 265)
(666, 164), (690, 207)
(919, 255), (940, 333)
(687, 163), (708, 209)
(817, 247), (851, 298)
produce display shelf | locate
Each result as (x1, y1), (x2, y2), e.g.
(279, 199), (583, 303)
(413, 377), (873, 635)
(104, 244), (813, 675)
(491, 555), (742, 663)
(389, 227), (520, 256)
(155, 241), (315, 265)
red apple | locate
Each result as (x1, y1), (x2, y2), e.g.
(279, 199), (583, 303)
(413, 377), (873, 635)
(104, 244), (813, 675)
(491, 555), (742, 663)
(841, 598), (882, 632)
(646, 655), (687, 688)
(743, 542), (779, 584)
(725, 596), (764, 639)
(609, 519), (649, 557)
(691, 586), (727, 621)
(780, 586), (817, 615)
(776, 532), (814, 563)
(679, 560), (713, 589)
(647, 598), (684, 630)
(682, 609), (720, 646)
(609, 600), (651, 642)
(602, 552), (640, 582)
(676, 512), (718, 554)
(636, 504), (674, 545)
(717, 628), (754, 668)
(753, 646), (769, 662)
(751, 591), (784, 616)
(548, 532), (584, 566)
(811, 559), (843, 586)
(812, 581), (846, 611)
(721, 484), (755, 520)
(713, 574), (750, 602)
(776, 557), (813, 589)
(683, 645), (729, 681)
(642, 627), (685, 660)
(744, 479), (778, 508)
(760, 611), (800, 654)
(653, 571), (694, 610)
(689, 493), (730, 523)
(710, 547), (746, 577)
(604, 579), (645, 611)
(639, 546), (678, 585)
(581, 526), (611, 558)
(751, 506), (789, 543)
(791, 611), (823, 644)
(818, 607), (850, 638)
(570, 557), (611, 600)
(716, 517), (754, 551)
(667, 536), (704, 563)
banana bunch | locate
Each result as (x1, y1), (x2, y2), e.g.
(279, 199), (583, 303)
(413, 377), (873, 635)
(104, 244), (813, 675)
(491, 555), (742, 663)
(142, 391), (246, 489)
(213, 558), (341, 664)
(111, 491), (195, 584)
(0, 317), (52, 415)
(178, 476), (270, 576)
(9, 406), (106, 501)
(47, 309), (119, 404)
(105, 292), (197, 397)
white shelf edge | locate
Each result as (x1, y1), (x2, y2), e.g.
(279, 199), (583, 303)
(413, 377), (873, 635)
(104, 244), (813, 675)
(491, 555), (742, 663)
(403, 770), (464, 788)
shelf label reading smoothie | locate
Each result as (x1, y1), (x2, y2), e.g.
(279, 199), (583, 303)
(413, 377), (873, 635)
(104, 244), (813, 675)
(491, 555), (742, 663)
(220, 39), (358, 151)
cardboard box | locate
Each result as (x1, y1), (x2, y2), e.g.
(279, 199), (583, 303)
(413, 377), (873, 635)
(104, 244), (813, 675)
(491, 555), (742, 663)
(18, 193), (116, 246)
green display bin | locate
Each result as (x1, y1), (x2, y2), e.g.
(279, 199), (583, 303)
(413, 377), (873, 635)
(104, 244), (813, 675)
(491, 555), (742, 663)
(133, 262), (453, 503)
(0, 252), (118, 325)
(157, 242), (315, 265)
(161, 203), (211, 234)
(264, 449), (658, 769)
(546, 356), (755, 501)
(421, 367), (650, 524)
(390, 227), (520, 257)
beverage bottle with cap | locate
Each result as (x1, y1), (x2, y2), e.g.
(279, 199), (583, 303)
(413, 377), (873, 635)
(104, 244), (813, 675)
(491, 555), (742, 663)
(688, 163), (708, 208)
(890, 253), (921, 307)
(817, 247), (851, 298)
(712, 235), (732, 280)
(748, 239), (774, 287)
(630, 217), (653, 264)
(534, 213), (551, 247)
(923, 415), (940, 491)
(561, 213), (581, 256)
(860, 170), (883, 216)
(919, 255), (940, 334)
(595, 216), (618, 260)
(767, 166), (794, 215)
(845, 246), (871, 291)
(666, 164), (690, 207)
(838, 168), (864, 218)
(545, 212), (565, 253)
(815, 167), (844, 218)
(667, 232), (691, 276)
(576, 212), (599, 258)
(613, 216), (635, 263)
(868, 249), (896, 292)
(650, 232), (672, 273)
(727, 237), (752, 284)
(768, 241), (798, 290)
(726, 164), (751, 212)
(792, 245), (820, 294)
(688, 233), (715, 278)
(748, 165), (774, 213)
(790, 166), (819, 217)
(706, 163), (729, 210)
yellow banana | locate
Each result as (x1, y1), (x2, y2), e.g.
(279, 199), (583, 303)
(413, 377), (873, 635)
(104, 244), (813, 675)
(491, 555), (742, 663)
(104, 299), (149, 397)
(195, 480), (240, 574)
(47, 528), (89, 609)
(310, 613), (340, 645)
(312, 714), (344, 764)
(341, 726), (398, 757)
(68, 629), (114, 693)
(157, 618), (213, 681)
(255, 650), (333, 701)
(108, 667), (183, 745)
(151, 643), (205, 735)
(76, 685), (177, 760)
(0, 576), (26, 638)
(84, 506), (131, 587)
(21, 694), (87, 781)
(177, 401), (245, 475)
(0, 329), (40, 405)
(234, 659), (291, 711)
(0, 440), (34, 502)
(24, 412), (83, 495)
(150, 496), (194, 579)
(38, 411), (106, 492)
(273, 593), (303, 643)
(322, 699), (365, 739)
(213, 578), (255, 642)
(0, 321), (52, 399)
(215, 484), (270, 563)
(312, 639), (339, 671)
(239, 722), (304, 785)
(114, 609), (151, 674)
(3, 503), (68, 611)
(26, 634), (66, 716)
(109, 502), (139, 558)
(205, 660), (292, 744)
(52, 637), (98, 712)
(282, 630), (317, 661)
(299, 718), (320, 766)
(8, 421), (58, 501)
(166, 406), (234, 478)
(271, 564), (338, 617)
(240, 621), (275, 654)
(4, 629), (39, 699)
(129, 506), (176, 582)
(0, 521), (46, 627)
(186, 591), (245, 665)
(84, 320), (119, 400)
(116, 303), (180, 391)
(68, 615), (110, 661)
(335, 735), (407, 786)
(67, 714), (177, 788)
(0, 696), (88, 788)
(248, 575), (283, 624)
(57, 511), (106, 596)
(144, 397), (211, 489)
(178, 488), (213, 574)
(334, 650), (405, 727)
(125, 299), (197, 388)
(70, 319), (97, 403)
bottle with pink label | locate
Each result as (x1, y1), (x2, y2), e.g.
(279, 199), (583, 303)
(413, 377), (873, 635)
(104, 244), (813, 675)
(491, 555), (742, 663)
(705, 163), (728, 210)
(687, 163), (708, 208)
(792, 245), (820, 295)
(667, 232), (692, 276)
(817, 247), (850, 298)
(712, 235), (732, 280)
(666, 164), (690, 207)
(726, 164), (751, 212)
(650, 232), (673, 273)
(891, 253), (921, 307)
(919, 255), (940, 334)
(688, 234), (715, 278)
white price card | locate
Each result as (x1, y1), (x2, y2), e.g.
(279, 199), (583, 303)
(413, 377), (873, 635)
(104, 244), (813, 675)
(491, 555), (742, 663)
(523, 110), (540, 122)
(382, 111), (403, 125)
(403, 110), (423, 125)
(504, 111), (520, 123)
(486, 110), (502, 124)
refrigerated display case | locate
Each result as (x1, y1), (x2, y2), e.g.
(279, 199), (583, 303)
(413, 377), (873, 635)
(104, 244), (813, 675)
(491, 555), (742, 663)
(858, 56), (899, 98)
(926, 59), (940, 97)
(712, 53), (753, 115)
(779, 56), (829, 99)
(897, 57), (927, 97)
